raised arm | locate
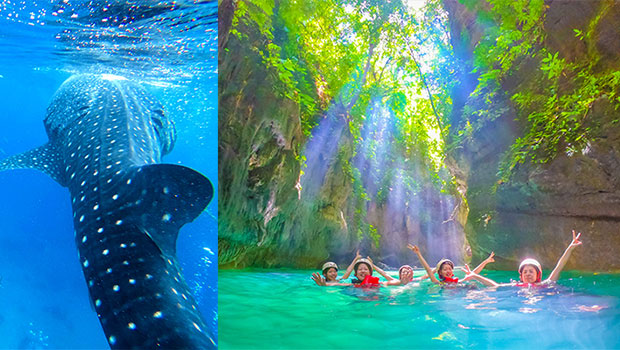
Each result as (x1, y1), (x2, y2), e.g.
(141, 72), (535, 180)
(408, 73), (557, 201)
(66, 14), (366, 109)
(311, 272), (327, 286)
(312, 272), (352, 287)
(384, 277), (407, 286)
(460, 264), (499, 287)
(341, 250), (362, 280)
(472, 252), (495, 274)
(367, 257), (395, 281)
(546, 230), (582, 282)
(407, 244), (439, 284)
(411, 268), (434, 281)
(382, 268), (413, 286)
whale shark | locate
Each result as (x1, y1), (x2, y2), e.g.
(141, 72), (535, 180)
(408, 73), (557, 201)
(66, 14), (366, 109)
(0, 74), (215, 348)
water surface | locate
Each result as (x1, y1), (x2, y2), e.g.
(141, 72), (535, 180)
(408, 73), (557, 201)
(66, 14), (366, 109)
(219, 269), (620, 349)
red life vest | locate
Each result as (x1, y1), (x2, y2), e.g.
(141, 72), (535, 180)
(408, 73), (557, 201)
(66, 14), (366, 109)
(354, 275), (380, 288)
(441, 275), (459, 284)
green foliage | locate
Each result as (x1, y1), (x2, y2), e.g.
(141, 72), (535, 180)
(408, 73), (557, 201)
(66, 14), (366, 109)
(468, 0), (545, 94)
(456, 0), (620, 181)
(368, 225), (381, 248)
(232, 0), (323, 136)
(230, 0), (463, 245)
(231, 0), (275, 40)
(573, 28), (584, 41)
(499, 61), (620, 179)
(539, 51), (564, 80)
(231, 0), (457, 172)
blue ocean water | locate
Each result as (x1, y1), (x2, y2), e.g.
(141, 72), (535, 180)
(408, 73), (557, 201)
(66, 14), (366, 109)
(0, 1), (217, 348)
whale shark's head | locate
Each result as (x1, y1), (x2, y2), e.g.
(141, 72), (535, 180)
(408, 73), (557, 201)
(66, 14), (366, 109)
(44, 74), (176, 156)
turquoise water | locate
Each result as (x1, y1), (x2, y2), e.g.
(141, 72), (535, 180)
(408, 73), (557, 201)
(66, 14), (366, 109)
(219, 269), (620, 349)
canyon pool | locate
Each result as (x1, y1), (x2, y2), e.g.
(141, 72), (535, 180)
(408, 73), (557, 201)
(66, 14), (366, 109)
(219, 269), (620, 349)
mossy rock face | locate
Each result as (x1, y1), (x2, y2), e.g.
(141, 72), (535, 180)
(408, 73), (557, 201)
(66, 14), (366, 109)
(218, 18), (308, 267)
(218, 18), (365, 268)
(446, 0), (620, 270)
(219, 16), (469, 269)
(220, 1), (620, 270)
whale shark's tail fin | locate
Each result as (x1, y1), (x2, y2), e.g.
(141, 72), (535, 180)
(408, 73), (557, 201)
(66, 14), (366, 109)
(117, 163), (214, 257)
(0, 143), (66, 186)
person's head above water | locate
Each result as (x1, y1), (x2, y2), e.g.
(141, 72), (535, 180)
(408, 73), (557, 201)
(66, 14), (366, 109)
(519, 258), (542, 283)
(353, 258), (373, 280)
(398, 265), (413, 280)
(321, 262), (339, 281)
(436, 259), (454, 279)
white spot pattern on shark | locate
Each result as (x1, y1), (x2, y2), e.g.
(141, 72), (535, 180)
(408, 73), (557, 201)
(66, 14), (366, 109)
(0, 74), (214, 349)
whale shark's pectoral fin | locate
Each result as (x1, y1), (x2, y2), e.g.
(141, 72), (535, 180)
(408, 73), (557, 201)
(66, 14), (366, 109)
(0, 143), (66, 186)
(120, 164), (213, 257)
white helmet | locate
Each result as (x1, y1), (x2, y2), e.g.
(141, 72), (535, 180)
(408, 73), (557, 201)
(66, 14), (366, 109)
(518, 258), (542, 282)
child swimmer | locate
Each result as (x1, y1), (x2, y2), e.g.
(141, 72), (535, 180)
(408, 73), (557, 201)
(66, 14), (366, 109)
(312, 250), (370, 286)
(312, 253), (423, 287)
(363, 257), (427, 286)
(408, 244), (498, 286)
(312, 256), (379, 287)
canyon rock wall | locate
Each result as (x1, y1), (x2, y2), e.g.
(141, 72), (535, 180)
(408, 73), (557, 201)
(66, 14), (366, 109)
(445, 0), (620, 270)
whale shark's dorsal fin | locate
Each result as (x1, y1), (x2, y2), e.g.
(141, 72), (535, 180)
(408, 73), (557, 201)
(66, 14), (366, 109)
(0, 143), (66, 186)
(120, 164), (213, 257)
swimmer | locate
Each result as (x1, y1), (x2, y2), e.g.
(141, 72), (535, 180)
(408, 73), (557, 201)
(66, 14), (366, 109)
(350, 257), (379, 286)
(362, 257), (421, 286)
(407, 244), (498, 287)
(311, 250), (363, 286)
(381, 264), (428, 286)
(498, 229), (583, 287)
(367, 258), (432, 286)
(433, 251), (495, 284)
(331, 256), (389, 287)
(311, 262), (342, 286)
